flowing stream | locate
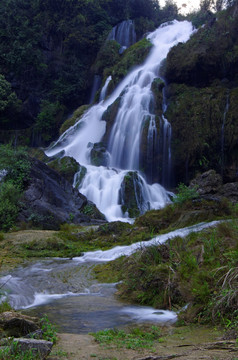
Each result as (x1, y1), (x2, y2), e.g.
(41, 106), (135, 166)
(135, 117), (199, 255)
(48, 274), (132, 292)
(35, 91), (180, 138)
(0, 221), (219, 333)
(46, 20), (195, 222)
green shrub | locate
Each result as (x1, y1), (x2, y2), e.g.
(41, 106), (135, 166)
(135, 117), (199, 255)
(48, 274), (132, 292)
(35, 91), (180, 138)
(173, 183), (199, 205)
(0, 182), (21, 231)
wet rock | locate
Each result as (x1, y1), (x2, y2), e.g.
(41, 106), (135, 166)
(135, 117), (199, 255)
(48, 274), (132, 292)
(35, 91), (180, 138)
(90, 142), (109, 166)
(47, 156), (80, 183)
(119, 171), (145, 218)
(18, 158), (105, 229)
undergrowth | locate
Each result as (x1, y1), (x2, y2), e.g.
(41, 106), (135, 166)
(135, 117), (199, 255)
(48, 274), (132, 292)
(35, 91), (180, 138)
(90, 325), (161, 350)
(95, 219), (238, 330)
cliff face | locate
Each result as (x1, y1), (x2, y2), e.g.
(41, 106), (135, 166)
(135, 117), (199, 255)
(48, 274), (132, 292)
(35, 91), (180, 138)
(163, 4), (238, 184)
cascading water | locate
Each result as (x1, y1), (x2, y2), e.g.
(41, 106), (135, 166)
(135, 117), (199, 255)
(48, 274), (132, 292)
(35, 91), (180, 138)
(89, 75), (102, 104)
(107, 19), (137, 53)
(46, 20), (195, 222)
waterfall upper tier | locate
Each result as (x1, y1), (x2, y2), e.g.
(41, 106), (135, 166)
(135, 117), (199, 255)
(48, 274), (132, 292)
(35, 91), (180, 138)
(46, 20), (195, 222)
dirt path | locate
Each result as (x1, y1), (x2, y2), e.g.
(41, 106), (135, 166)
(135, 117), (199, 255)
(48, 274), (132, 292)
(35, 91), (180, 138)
(48, 326), (238, 360)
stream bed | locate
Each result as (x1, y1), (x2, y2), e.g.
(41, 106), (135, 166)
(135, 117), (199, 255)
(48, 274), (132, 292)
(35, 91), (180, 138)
(0, 221), (220, 334)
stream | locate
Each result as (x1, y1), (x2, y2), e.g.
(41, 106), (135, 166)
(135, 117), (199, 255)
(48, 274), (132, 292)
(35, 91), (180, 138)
(0, 221), (220, 334)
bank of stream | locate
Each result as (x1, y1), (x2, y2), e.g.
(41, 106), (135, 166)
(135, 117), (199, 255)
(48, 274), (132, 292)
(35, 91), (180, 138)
(0, 221), (220, 335)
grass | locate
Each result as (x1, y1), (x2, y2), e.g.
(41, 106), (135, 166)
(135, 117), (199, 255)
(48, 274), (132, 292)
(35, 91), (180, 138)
(90, 325), (161, 350)
(94, 218), (238, 331)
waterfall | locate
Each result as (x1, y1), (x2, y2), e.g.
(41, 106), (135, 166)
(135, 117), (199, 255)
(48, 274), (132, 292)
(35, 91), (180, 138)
(107, 20), (137, 53)
(99, 76), (112, 102)
(221, 93), (229, 178)
(46, 20), (195, 222)
(89, 75), (102, 104)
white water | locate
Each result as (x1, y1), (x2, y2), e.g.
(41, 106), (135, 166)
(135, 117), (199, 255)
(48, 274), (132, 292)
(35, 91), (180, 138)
(107, 19), (137, 53)
(46, 21), (195, 221)
(73, 220), (220, 262)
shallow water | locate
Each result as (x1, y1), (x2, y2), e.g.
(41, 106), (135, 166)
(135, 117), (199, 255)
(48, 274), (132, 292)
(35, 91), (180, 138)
(0, 258), (176, 334)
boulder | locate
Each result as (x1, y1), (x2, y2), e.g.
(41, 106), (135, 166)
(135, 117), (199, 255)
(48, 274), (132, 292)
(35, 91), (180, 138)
(13, 338), (53, 359)
(18, 158), (105, 229)
(190, 170), (238, 203)
(0, 311), (40, 337)
(190, 170), (222, 195)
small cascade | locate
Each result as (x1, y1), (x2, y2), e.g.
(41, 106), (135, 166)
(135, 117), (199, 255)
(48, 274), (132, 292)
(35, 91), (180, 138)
(89, 75), (102, 104)
(146, 115), (158, 184)
(221, 93), (229, 178)
(107, 19), (137, 53)
(161, 116), (172, 187)
(46, 20), (195, 222)
(99, 76), (112, 102)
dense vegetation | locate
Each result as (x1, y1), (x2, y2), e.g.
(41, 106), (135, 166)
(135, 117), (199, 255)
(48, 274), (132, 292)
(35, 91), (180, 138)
(94, 203), (238, 331)
(164, 1), (238, 183)
(0, 0), (166, 144)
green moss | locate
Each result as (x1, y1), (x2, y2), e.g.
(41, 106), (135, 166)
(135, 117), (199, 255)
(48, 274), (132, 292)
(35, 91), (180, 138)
(59, 105), (89, 135)
(104, 38), (152, 94)
(47, 156), (79, 183)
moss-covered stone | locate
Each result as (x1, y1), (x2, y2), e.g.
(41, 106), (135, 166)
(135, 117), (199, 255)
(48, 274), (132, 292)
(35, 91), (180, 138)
(59, 105), (89, 135)
(92, 40), (121, 75)
(47, 156), (79, 183)
(90, 142), (109, 166)
(80, 202), (106, 221)
(74, 165), (87, 189)
(165, 6), (238, 87)
(119, 171), (145, 218)
(104, 38), (152, 95)
(165, 83), (232, 183)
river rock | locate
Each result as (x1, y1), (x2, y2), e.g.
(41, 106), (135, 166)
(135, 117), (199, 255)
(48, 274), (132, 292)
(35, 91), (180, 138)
(13, 338), (53, 359)
(18, 158), (105, 229)
(0, 311), (40, 337)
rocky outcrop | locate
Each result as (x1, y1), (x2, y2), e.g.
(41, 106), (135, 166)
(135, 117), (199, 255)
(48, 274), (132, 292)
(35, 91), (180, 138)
(190, 170), (238, 203)
(18, 158), (105, 229)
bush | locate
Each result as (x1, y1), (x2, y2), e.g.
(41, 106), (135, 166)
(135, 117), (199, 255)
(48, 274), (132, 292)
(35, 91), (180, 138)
(173, 183), (199, 205)
(0, 182), (21, 231)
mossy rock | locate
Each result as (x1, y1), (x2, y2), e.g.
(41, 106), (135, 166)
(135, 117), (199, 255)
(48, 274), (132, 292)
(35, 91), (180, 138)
(119, 171), (145, 218)
(165, 7), (238, 87)
(81, 202), (106, 221)
(92, 40), (121, 75)
(74, 165), (87, 189)
(103, 37), (152, 95)
(90, 142), (109, 166)
(47, 156), (79, 183)
(59, 105), (89, 135)
(165, 83), (230, 183)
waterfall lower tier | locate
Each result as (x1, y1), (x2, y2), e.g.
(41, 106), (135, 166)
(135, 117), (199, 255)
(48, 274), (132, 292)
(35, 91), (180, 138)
(46, 20), (195, 222)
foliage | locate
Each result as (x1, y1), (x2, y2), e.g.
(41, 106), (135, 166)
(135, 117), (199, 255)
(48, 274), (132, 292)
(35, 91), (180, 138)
(98, 219), (238, 329)
(0, 145), (31, 231)
(0, 144), (31, 189)
(173, 183), (199, 205)
(91, 325), (161, 349)
(0, 342), (38, 360)
(0, 182), (21, 231)
(0, 0), (162, 135)
(34, 100), (65, 144)
(40, 315), (57, 344)
(0, 301), (12, 314)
